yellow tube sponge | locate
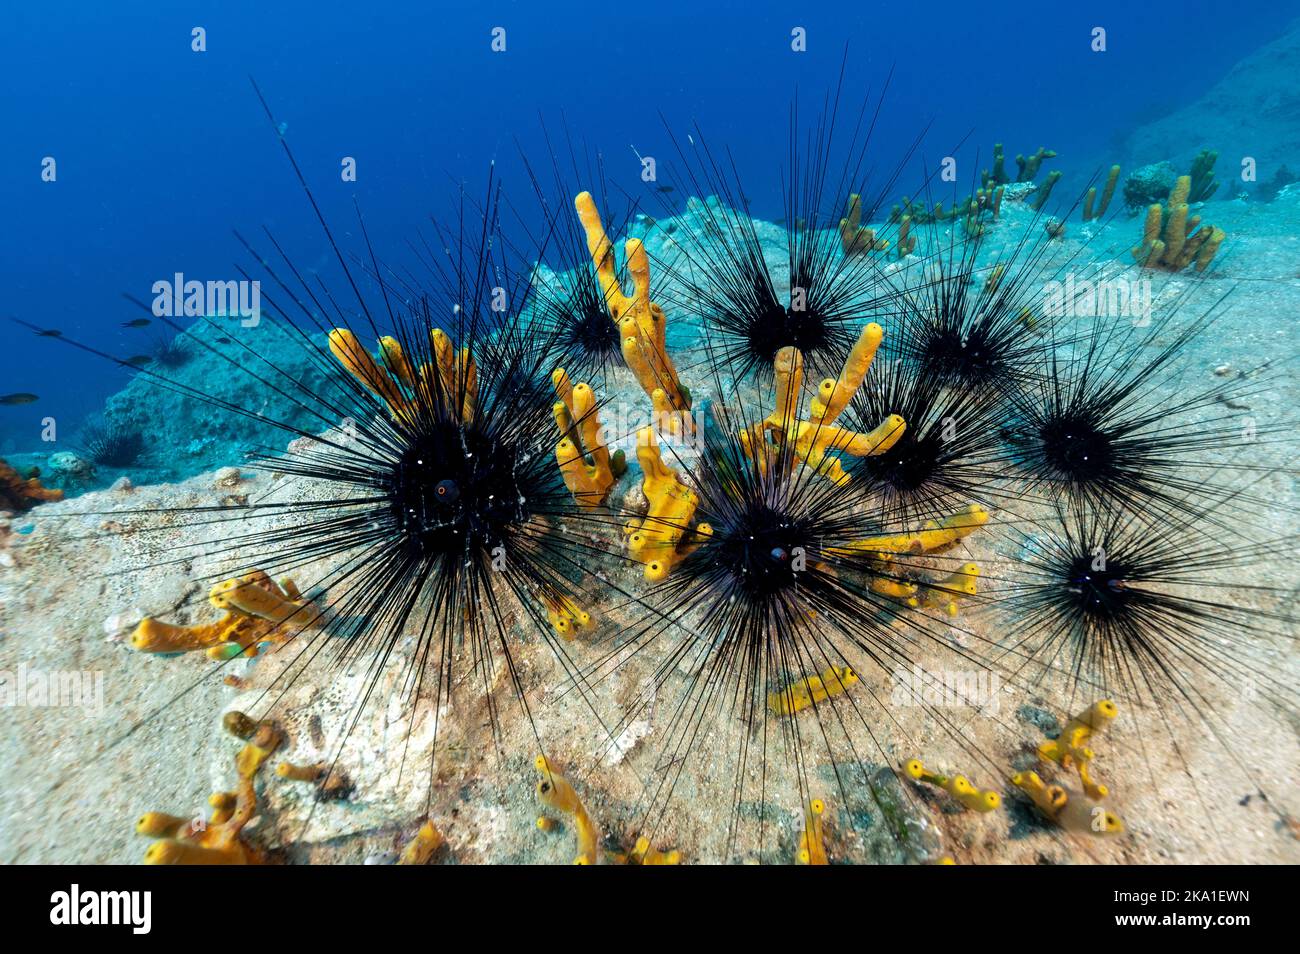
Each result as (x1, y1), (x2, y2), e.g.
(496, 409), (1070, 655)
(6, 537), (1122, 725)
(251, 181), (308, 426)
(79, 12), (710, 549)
(378, 335), (416, 388)
(130, 570), (315, 660)
(839, 194), (890, 256)
(331, 327), (478, 424)
(845, 504), (989, 557)
(810, 323), (883, 424)
(1082, 165), (1121, 222)
(574, 192), (691, 430)
(1011, 770), (1068, 818)
(1011, 770), (1124, 835)
(552, 368), (624, 508)
(138, 717), (281, 864)
(746, 340), (905, 485)
(535, 755), (600, 864)
(896, 214), (917, 258)
(328, 328), (410, 416)
(913, 562), (980, 617)
(1131, 176), (1226, 272)
(769, 664), (859, 716)
(1039, 700), (1117, 800)
(904, 759), (1001, 812)
(797, 798), (829, 865)
(614, 836), (683, 865)
(539, 588), (592, 640)
(627, 427), (699, 581)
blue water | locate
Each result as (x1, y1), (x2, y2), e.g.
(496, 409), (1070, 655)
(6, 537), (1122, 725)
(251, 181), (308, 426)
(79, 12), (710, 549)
(2, 0), (1296, 452)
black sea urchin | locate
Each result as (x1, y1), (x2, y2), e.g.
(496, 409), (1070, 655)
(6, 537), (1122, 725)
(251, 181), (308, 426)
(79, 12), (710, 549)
(29, 91), (634, 821)
(76, 415), (144, 468)
(982, 492), (1297, 820)
(518, 135), (628, 382)
(999, 290), (1287, 524)
(585, 377), (1004, 860)
(646, 66), (926, 381)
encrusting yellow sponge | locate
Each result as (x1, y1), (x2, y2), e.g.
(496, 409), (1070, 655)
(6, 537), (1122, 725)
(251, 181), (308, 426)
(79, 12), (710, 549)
(574, 191), (692, 433)
(130, 570), (315, 660)
(397, 820), (446, 865)
(797, 798), (829, 865)
(535, 755), (600, 864)
(905, 759), (1001, 812)
(769, 664), (859, 716)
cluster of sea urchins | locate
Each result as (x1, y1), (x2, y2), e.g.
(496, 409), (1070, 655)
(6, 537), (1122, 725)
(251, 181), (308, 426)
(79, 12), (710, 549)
(40, 79), (1294, 864)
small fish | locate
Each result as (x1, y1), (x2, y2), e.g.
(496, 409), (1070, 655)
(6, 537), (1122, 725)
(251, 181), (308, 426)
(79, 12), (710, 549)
(34, 329), (62, 337)
(0, 393), (39, 405)
(123, 355), (152, 367)
(214, 337), (232, 344)
(121, 318), (152, 328)
(656, 185), (675, 193)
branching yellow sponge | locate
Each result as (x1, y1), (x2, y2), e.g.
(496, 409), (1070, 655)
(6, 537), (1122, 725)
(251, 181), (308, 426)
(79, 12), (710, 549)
(137, 717), (281, 864)
(904, 759), (1001, 812)
(797, 798), (829, 865)
(743, 333), (905, 485)
(1131, 175), (1226, 273)
(130, 570), (315, 659)
(839, 194), (890, 256)
(1039, 700), (1117, 800)
(769, 665), (859, 716)
(1011, 771), (1124, 835)
(626, 426), (702, 581)
(535, 755), (600, 864)
(574, 191), (692, 432)
(552, 367), (626, 508)
(397, 820), (446, 865)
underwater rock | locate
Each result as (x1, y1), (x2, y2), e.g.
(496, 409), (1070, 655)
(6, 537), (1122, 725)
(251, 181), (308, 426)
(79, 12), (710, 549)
(95, 316), (336, 486)
(1123, 161), (1178, 210)
(47, 451), (95, 490)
